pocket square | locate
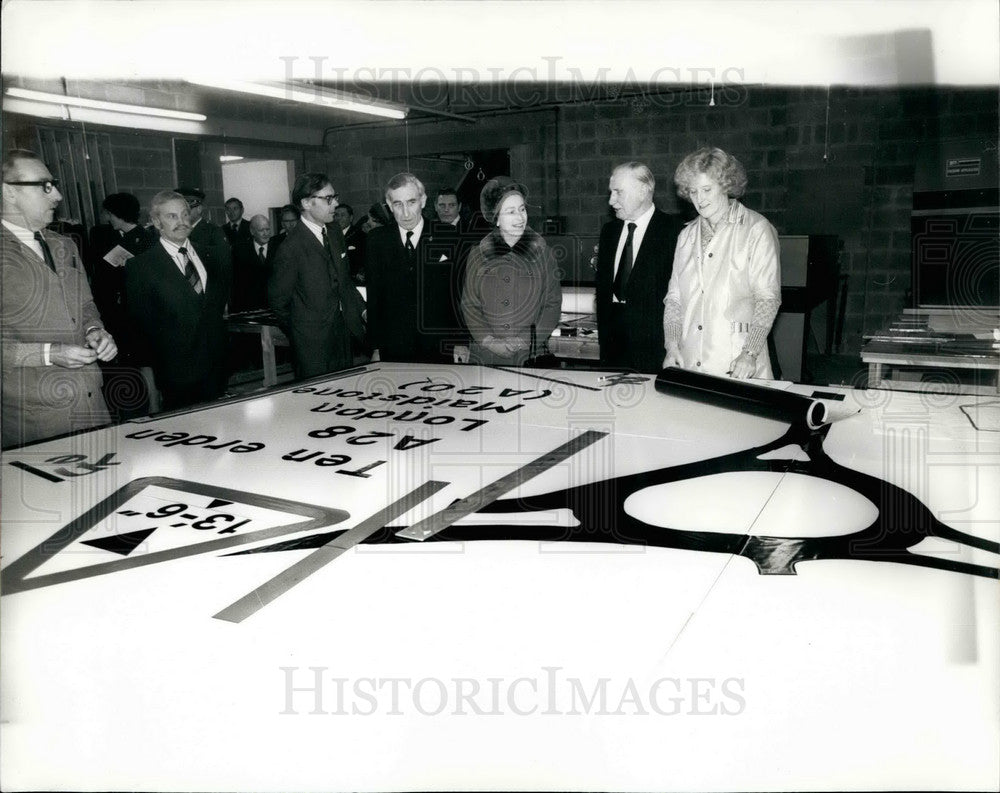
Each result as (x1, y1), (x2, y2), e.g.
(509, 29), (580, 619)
(439, 254), (449, 262)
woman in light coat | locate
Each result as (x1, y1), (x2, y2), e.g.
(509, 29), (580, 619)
(662, 147), (781, 379)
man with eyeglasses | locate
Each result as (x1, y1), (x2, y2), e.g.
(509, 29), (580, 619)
(1, 149), (117, 447)
(268, 173), (366, 379)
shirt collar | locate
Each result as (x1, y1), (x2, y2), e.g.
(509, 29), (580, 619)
(398, 217), (424, 245)
(159, 236), (191, 256)
(627, 202), (656, 232)
(1, 219), (38, 245)
(299, 215), (327, 243)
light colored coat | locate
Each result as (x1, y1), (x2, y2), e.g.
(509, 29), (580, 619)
(1, 225), (110, 447)
(665, 201), (781, 378)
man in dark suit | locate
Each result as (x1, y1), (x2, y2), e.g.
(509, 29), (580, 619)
(365, 173), (468, 365)
(596, 162), (682, 373)
(434, 188), (469, 233)
(231, 214), (278, 312)
(268, 173), (366, 379)
(333, 203), (366, 283)
(223, 197), (252, 246)
(177, 186), (231, 272)
(126, 190), (231, 411)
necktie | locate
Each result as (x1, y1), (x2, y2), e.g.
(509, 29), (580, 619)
(405, 230), (415, 253)
(258, 245), (267, 265)
(321, 227), (334, 260)
(612, 222), (636, 301)
(34, 231), (57, 273)
(178, 246), (203, 294)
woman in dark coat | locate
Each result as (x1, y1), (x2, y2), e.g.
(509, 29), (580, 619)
(460, 177), (562, 366)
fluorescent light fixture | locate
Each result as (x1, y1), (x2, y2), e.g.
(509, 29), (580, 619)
(187, 78), (408, 120)
(220, 155), (244, 162)
(5, 87), (206, 121)
(4, 97), (207, 135)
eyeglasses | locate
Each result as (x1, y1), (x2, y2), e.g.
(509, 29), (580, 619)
(4, 179), (60, 194)
(184, 198), (203, 208)
(309, 193), (339, 205)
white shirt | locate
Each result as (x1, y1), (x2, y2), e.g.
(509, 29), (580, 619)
(1, 219), (47, 262)
(299, 215), (327, 245)
(158, 236), (207, 289)
(2, 219), (98, 365)
(256, 242), (269, 259)
(612, 202), (656, 303)
(397, 217), (424, 248)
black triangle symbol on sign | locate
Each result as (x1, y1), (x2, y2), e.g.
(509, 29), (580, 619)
(207, 498), (233, 509)
(81, 528), (157, 556)
(0, 476), (349, 596)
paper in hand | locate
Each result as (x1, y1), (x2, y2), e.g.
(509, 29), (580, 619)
(103, 245), (134, 268)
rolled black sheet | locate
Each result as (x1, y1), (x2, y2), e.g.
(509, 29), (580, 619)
(654, 367), (829, 429)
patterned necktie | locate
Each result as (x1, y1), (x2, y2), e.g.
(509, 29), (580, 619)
(612, 222), (636, 301)
(34, 231), (57, 273)
(405, 230), (415, 253)
(178, 246), (203, 294)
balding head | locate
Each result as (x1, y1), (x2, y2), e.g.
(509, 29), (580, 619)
(249, 214), (272, 245)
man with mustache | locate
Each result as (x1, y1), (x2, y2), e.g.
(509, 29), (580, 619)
(126, 190), (231, 411)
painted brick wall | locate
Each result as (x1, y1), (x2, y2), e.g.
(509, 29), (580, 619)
(7, 84), (994, 355)
(315, 86), (997, 354)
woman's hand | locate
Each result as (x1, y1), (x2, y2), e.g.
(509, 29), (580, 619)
(730, 351), (757, 379)
(662, 342), (684, 369)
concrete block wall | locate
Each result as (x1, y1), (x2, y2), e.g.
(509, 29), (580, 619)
(315, 85), (996, 354)
(6, 84), (994, 354)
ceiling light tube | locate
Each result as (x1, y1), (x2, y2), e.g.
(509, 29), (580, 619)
(187, 78), (407, 120)
(3, 97), (207, 135)
(5, 87), (207, 121)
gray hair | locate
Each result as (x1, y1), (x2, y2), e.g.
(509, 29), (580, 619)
(149, 190), (188, 218)
(385, 172), (425, 200)
(612, 162), (656, 193)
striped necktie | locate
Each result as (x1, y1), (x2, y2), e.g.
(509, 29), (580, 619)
(178, 246), (203, 294)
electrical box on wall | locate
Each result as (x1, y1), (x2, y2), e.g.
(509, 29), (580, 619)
(912, 138), (999, 309)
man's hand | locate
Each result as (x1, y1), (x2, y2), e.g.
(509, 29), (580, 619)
(662, 342), (684, 369)
(453, 345), (470, 364)
(50, 343), (99, 368)
(85, 327), (118, 361)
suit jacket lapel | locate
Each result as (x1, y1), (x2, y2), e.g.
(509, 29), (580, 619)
(632, 211), (660, 271)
